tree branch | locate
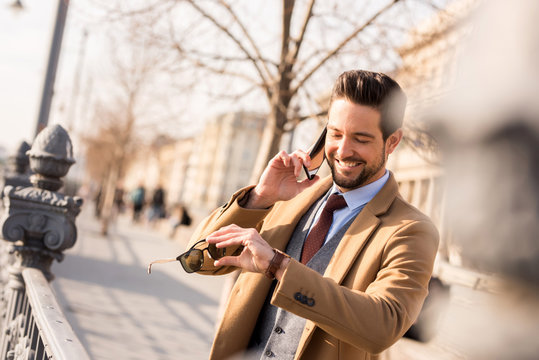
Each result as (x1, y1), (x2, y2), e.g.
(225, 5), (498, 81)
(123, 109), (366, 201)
(217, 0), (275, 80)
(291, 0), (401, 95)
(178, 48), (261, 85)
(288, 0), (315, 66)
(185, 0), (272, 98)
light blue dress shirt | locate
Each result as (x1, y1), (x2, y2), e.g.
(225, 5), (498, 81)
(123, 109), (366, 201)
(308, 170), (390, 245)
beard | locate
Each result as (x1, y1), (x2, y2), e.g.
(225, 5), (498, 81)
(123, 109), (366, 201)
(327, 147), (386, 190)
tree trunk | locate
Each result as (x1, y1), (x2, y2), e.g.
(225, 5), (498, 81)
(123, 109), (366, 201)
(100, 161), (120, 236)
(248, 100), (289, 184)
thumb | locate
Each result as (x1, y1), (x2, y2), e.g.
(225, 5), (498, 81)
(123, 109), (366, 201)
(297, 175), (320, 191)
(214, 256), (240, 268)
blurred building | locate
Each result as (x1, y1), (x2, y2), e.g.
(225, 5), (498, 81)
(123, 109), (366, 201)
(390, 0), (477, 266)
(383, 1), (539, 359)
(121, 111), (265, 218)
(182, 111), (266, 211)
(123, 135), (194, 207)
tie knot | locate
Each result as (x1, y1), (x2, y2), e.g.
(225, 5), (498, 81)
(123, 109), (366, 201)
(324, 193), (347, 213)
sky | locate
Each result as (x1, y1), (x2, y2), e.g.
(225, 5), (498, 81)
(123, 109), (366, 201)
(0, 0), (114, 157)
(0, 1), (58, 154)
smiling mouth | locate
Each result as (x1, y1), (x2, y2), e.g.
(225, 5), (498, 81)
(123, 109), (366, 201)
(336, 159), (364, 170)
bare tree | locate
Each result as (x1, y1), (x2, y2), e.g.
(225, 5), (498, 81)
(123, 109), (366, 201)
(81, 16), (168, 235)
(100, 0), (453, 182)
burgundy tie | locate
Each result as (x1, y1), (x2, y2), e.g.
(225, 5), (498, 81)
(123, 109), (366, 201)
(301, 193), (347, 264)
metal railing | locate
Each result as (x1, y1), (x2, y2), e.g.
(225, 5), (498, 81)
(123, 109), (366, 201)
(1, 268), (90, 360)
(0, 126), (90, 359)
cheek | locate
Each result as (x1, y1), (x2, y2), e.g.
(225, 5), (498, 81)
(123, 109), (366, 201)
(359, 144), (383, 161)
(324, 140), (339, 154)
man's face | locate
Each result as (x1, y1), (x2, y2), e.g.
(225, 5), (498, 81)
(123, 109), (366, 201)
(325, 98), (401, 192)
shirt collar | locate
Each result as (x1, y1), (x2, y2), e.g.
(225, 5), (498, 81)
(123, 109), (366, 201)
(331, 170), (389, 211)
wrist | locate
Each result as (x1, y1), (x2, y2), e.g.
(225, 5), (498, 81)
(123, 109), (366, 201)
(264, 249), (290, 280)
(244, 186), (274, 209)
(275, 256), (290, 281)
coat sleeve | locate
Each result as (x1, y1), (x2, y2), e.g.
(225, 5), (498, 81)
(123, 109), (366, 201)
(188, 186), (273, 276)
(270, 219), (439, 354)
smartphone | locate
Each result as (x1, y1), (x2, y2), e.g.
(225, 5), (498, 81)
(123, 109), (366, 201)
(303, 126), (327, 180)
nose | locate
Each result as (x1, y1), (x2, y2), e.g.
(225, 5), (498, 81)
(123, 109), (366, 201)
(336, 137), (354, 159)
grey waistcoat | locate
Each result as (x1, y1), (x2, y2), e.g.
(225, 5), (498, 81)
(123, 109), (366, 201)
(246, 191), (356, 360)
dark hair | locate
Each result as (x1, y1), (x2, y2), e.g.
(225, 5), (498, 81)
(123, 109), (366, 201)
(329, 70), (407, 140)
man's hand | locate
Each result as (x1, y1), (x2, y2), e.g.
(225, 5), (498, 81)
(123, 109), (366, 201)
(206, 224), (290, 280)
(245, 150), (320, 209)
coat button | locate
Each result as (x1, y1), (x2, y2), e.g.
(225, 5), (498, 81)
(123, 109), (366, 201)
(307, 297), (315, 307)
(294, 292), (302, 301)
(265, 350), (274, 357)
(274, 326), (283, 334)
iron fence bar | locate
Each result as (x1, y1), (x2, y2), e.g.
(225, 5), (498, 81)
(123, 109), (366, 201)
(22, 268), (90, 360)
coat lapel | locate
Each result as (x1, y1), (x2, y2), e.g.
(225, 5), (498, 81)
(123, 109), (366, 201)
(323, 209), (380, 283)
(324, 173), (399, 283)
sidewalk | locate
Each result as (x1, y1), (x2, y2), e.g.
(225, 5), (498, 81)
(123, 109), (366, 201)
(51, 209), (227, 360)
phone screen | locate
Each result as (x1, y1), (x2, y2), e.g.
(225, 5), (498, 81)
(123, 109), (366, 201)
(303, 127), (327, 180)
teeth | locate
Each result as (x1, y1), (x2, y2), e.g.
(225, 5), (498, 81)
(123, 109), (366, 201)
(338, 160), (360, 167)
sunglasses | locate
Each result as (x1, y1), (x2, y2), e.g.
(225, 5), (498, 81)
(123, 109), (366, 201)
(147, 239), (240, 274)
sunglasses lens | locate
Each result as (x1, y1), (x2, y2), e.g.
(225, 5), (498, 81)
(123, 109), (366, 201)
(207, 243), (226, 260)
(179, 249), (204, 273)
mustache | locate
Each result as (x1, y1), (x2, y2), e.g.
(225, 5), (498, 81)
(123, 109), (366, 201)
(330, 155), (366, 164)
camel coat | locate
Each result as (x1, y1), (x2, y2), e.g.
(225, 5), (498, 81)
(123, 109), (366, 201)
(189, 173), (439, 360)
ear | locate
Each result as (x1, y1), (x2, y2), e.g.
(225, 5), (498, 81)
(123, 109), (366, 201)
(385, 129), (403, 155)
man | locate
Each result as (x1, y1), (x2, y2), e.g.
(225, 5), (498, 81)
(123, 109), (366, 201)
(189, 70), (439, 359)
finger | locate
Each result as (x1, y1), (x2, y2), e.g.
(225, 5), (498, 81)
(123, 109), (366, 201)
(214, 255), (241, 268)
(292, 149), (311, 167)
(277, 150), (291, 167)
(206, 231), (242, 245)
(209, 228), (256, 247)
(297, 175), (320, 190)
(213, 236), (245, 248)
(206, 224), (242, 241)
(287, 154), (303, 177)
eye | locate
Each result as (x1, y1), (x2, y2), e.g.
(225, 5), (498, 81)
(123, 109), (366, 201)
(355, 137), (371, 144)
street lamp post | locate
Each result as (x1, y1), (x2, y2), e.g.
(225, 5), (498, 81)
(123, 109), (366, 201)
(34, 0), (70, 138)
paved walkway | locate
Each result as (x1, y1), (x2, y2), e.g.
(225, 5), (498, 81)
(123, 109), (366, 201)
(51, 208), (227, 360)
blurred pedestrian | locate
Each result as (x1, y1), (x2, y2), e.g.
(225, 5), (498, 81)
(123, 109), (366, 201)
(168, 203), (192, 239)
(148, 186), (166, 226)
(130, 184), (146, 223)
(93, 185), (103, 219)
(114, 186), (125, 214)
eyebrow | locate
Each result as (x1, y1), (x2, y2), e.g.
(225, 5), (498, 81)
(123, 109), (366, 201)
(327, 125), (376, 139)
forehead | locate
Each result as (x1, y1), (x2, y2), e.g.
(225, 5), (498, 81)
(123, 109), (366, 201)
(327, 99), (382, 134)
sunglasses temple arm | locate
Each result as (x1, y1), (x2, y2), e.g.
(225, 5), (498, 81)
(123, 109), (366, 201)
(147, 258), (178, 274)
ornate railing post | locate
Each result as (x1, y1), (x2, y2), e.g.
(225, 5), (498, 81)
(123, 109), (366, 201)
(0, 142), (32, 291)
(1, 141), (32, 194)
(0, 124), (83, 358)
